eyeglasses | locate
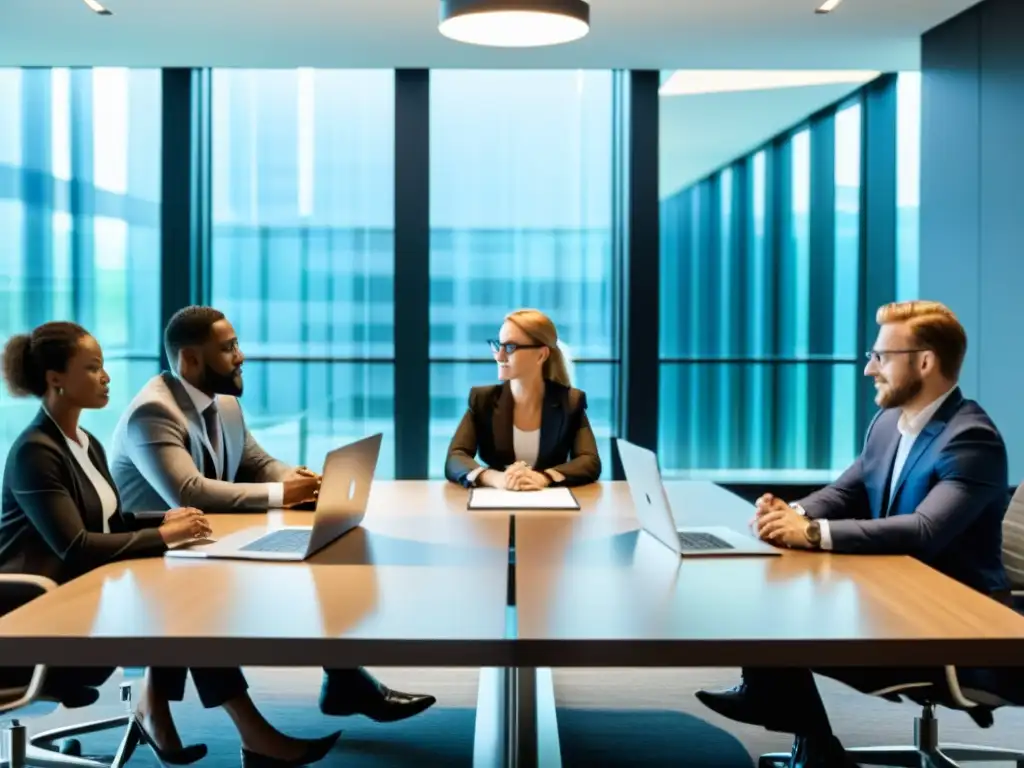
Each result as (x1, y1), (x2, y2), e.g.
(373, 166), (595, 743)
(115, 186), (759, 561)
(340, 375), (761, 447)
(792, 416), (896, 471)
(488, 339), (546, 356)
(865, 348), (928, 364)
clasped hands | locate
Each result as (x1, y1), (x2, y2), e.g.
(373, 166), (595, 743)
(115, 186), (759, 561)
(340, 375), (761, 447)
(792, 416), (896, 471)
(282, 465), (322, 507)
(160, 507), (211, 544)
(483, 461), (551, 491)
(749, 493), (813, 549)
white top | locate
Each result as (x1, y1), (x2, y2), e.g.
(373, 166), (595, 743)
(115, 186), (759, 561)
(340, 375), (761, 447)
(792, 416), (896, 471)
(512, 426), (540, 469)
(175, 375), (283, 507)
(465, 426), (551, 486)
(798, 386), (957, 550)
(44, 409), (118, 533)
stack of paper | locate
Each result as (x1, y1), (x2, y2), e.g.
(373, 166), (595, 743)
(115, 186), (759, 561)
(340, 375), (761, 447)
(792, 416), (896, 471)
(467, 487), (580, 510)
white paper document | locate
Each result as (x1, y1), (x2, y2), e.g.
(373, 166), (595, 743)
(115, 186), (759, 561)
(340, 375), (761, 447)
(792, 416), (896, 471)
(467, 487), (580, 510)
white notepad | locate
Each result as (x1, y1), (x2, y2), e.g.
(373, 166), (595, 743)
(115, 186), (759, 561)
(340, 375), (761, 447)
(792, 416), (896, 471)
(467, 487), (580, 510)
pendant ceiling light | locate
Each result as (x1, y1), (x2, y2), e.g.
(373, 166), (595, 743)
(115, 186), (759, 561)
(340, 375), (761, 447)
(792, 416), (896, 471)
(439, 0), (590, 47)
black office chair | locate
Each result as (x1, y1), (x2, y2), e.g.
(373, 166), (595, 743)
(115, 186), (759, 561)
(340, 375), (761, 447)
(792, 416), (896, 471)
(759, 485), (1024, 768)
(758, 666), (1024, 767)
(0, 575), (139, 768)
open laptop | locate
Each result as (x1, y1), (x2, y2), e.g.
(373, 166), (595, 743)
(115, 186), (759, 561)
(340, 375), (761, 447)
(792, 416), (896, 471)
(616, 438), (779, 558)
(166, 432), (383, 562)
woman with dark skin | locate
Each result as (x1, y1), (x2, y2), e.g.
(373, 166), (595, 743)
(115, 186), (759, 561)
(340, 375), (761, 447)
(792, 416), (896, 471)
(0, 322), (339, 768)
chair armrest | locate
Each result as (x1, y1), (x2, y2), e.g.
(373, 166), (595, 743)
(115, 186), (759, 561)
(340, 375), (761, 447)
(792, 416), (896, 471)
(0, 574), (56, 714)
(870, 669), (985, 709)
(0, 574), (57, 618)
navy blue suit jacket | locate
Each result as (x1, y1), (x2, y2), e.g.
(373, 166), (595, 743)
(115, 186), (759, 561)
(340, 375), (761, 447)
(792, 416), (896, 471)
(797, 387), (1010, 597)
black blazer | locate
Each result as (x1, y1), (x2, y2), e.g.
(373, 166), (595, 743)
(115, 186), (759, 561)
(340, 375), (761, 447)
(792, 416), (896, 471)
(445, 382), (601, 487)
(0, 409), (166, 585)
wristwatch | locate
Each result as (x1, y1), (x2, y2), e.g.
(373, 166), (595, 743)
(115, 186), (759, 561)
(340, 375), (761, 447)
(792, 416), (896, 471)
(805, 520), (822, 549)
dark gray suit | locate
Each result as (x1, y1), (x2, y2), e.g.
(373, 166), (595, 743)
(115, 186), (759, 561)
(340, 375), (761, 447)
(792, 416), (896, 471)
(107, 372), (375, 698)
(109, 372), (290, 513)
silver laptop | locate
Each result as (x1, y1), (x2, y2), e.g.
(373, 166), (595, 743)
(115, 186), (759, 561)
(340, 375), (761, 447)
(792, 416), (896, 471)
(166, 433), (383, 562)
(616, 438), (779, 558)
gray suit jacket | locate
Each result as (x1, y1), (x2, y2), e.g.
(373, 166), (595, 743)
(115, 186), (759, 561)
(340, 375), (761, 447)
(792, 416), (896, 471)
(109, 373), (290, 513)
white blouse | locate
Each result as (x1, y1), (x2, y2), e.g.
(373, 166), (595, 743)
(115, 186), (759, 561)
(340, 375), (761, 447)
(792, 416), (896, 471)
(45, 410), (118, 533)
(512, 426), (540, 468)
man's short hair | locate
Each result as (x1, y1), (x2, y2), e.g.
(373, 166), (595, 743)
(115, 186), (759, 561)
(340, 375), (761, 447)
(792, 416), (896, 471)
(876, 300), (967, 381)
(164, 306), (226, 369)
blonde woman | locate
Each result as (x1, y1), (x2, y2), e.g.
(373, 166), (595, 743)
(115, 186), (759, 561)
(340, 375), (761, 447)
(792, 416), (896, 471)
(445, 309), (601, 489)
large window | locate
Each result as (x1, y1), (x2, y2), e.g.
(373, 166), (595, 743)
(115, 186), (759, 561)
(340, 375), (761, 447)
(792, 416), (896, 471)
(427, 70), (617, 477)
(0, 68), (917, 480)
(786, 128), (812, 468)
(211, 70), (396, 476)
(832, 102), (862, 469)
(896, 72), (921, 302)
(0, 68), (161, 465)
(658, 89), (880, 475)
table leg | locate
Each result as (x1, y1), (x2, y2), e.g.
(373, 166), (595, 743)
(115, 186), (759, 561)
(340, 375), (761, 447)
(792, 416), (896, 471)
(473, 668), (561, 768)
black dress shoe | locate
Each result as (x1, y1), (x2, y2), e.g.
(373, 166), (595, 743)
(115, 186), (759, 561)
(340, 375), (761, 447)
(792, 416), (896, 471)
(240, 731), (341, 768)
(320, 682), (436, 723)
(695, 683), (772, 728)
(133, 715), (208, 766)
(790, 735), (857, 768)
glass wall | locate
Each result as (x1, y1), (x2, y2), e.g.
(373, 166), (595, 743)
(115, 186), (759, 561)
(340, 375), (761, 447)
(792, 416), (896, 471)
(0, 67), (919, 480)
(896, 72), (921, 302)
(0, 68), (162, 464)
(210, 69), (396, 475)
(427, 70), (617, 477)
(833, 102), (862, 469)
(658, 78), (893, 476)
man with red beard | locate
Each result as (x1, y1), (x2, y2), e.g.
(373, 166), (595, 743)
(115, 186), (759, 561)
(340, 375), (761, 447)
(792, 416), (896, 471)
(696, 300), (1011, 767)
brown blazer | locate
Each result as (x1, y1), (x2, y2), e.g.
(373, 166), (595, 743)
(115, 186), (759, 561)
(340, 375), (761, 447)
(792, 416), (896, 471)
(0, 410), (166, 585)
(445, 381), (601, 487)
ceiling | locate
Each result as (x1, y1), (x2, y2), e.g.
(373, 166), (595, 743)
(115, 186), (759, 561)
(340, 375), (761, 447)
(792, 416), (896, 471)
(0, 0), (980, 68)
(659, 78), (868, 197)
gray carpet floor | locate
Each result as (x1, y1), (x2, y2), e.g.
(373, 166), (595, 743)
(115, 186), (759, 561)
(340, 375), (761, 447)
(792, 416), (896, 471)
(20, 667), (1024, 766)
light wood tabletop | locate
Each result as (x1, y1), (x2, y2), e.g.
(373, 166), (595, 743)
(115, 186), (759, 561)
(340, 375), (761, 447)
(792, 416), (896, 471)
(0, 488), (514, 668)
(3, 480), (1024, 671)
(513, 482), (1024, 667)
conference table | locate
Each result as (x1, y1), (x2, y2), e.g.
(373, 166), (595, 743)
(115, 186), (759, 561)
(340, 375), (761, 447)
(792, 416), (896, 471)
(1, 480), (1024, 768)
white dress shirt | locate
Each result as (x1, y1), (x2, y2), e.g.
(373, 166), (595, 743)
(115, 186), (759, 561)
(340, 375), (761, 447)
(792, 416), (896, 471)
(45, 409), (118, 533)
(799, 387), (956, 550)
(176, 376), (284, 508)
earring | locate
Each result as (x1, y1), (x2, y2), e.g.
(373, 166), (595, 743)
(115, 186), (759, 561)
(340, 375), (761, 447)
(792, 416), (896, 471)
(56, 387), (64, 397)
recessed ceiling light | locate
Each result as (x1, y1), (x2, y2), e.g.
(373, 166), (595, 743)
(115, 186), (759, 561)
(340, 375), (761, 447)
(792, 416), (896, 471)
(438, 0), (590, 47)
(82, 0), (113, 14)
(815, 0), (844, 14)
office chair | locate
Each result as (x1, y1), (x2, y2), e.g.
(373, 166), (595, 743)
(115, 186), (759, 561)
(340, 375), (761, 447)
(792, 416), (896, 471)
(759, 485), (1024, 768)
(758, 666), (1024, 767)
(1002, 483), (1024, 610)
(0, 575), (138, 768)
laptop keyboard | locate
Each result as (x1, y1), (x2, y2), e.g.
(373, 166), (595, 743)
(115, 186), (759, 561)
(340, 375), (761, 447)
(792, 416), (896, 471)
(677, 532), (734, 551)
(239, 529), (311, 554)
